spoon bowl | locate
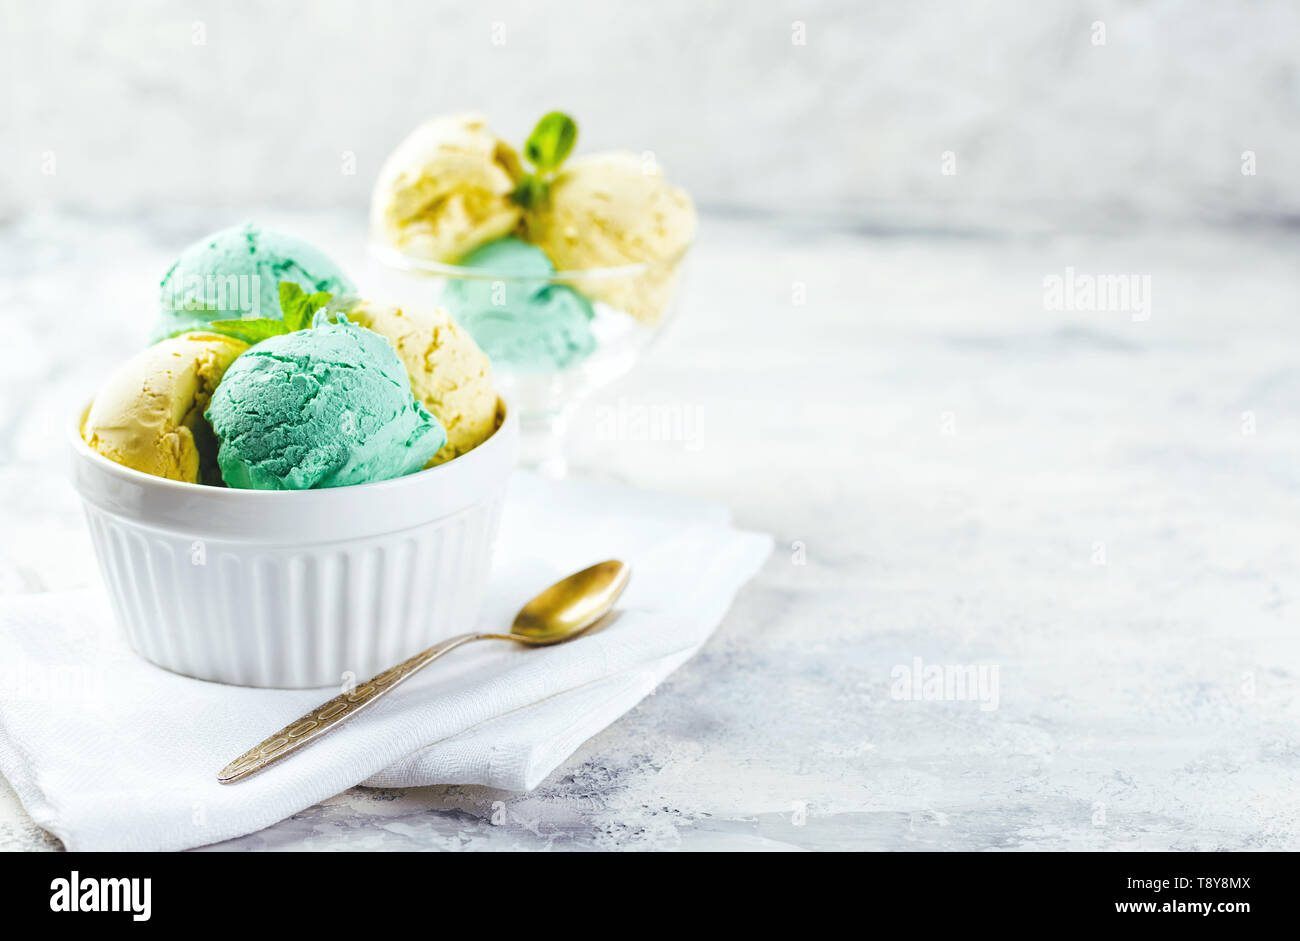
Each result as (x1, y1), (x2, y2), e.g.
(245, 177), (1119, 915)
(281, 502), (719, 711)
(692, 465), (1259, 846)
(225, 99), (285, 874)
(508, 560), (631, 644)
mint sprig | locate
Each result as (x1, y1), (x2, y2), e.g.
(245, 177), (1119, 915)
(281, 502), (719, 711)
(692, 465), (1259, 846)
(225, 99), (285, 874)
(206, 283), (334, 345)
(511, 111), (578, 209)
(279, 282), (334, 332)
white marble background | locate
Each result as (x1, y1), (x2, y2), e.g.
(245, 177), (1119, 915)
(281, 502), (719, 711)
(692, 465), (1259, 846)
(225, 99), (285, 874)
(3, 0), (1299, 224)
(1, 2), (1299, 850)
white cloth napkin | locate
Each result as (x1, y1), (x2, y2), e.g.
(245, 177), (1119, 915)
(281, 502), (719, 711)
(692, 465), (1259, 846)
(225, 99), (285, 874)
(0, 472), (770, 851)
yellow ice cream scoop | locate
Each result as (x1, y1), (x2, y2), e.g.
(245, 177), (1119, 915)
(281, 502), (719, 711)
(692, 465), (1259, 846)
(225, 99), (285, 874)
(523, 151), (696, 324)
(81, 332), (248, 483)
(370, 113), (524, 263)
(347, 300), (498, 465)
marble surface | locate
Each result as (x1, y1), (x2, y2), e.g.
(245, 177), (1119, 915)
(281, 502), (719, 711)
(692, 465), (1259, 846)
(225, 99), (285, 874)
(5, 1), (1299, 223)
(1, 211), (1298, 851)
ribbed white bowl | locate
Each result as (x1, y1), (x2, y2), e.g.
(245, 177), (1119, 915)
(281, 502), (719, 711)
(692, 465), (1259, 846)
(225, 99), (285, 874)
(68, 401), (517, 688)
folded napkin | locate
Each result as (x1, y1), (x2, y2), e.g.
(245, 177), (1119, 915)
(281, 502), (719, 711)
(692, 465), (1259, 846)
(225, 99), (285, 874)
(0, 472), (770, 851)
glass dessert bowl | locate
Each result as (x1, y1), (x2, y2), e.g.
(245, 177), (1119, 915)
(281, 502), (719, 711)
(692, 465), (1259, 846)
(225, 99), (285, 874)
(367, 241), (690, 476)
(367, 111), (698, 476)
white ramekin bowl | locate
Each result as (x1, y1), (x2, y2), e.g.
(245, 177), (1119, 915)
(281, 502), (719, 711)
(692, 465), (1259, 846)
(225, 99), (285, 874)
(68, 401), (517, 688)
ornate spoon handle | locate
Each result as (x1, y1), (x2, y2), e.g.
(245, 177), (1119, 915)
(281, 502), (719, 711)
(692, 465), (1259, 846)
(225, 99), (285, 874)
(217, 632), (484, 784)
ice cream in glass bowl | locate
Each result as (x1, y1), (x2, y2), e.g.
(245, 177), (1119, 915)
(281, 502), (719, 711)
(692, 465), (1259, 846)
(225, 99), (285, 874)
(368, 113), (695, 476)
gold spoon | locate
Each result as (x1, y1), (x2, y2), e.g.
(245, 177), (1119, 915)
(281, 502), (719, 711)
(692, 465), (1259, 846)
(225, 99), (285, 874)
(217, 560), (630, 784)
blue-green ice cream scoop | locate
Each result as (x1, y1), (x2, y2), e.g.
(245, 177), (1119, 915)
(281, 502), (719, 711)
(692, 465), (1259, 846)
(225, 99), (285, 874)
(153, 223), (355, 342)
(442, 237), (596, 372)
(206, 315), (446, 490)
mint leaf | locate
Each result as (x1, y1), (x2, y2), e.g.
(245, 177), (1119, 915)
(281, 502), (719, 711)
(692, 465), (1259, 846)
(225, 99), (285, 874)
(523, 112), (577, 173)
(278, 282), (306, 313)
(512, 112), (578, 207)
(205, 318), (290, 345)
(278, 282), (334, 332)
